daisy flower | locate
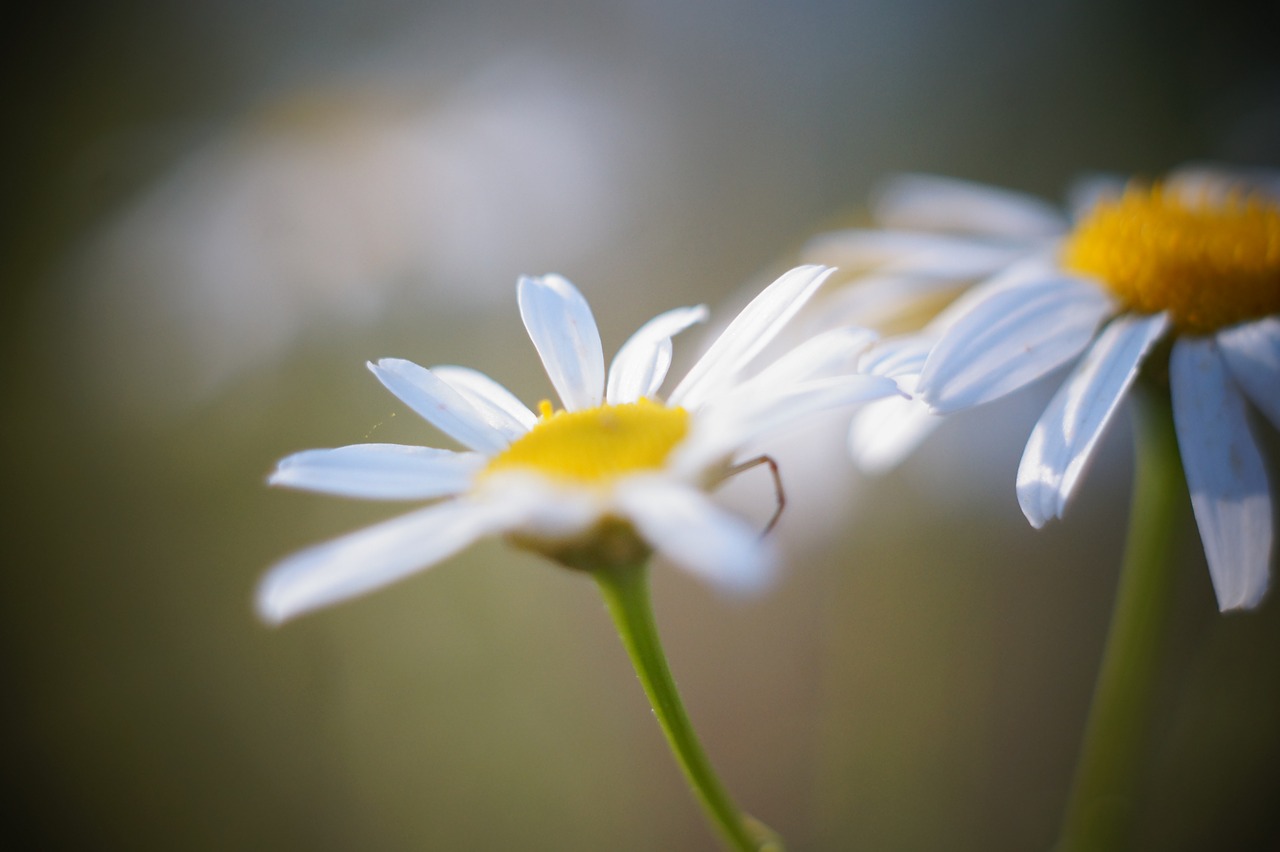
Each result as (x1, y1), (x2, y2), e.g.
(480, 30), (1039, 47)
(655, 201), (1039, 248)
(822, 167), (1279, 611)
(258, 265), (898, 623)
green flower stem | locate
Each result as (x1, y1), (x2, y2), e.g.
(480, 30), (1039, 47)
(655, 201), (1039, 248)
(1056, 385), (1184, 852)
(595, 561), (782, 852)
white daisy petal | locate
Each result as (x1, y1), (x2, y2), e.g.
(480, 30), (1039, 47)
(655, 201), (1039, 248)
(518, 274), (605, 411)
(858, 334), (933, 378)
(1218, 317), (1280, 430)
(1170, 338), (1273, 611)
(616, 478), (776, 593)
(848, 378), (941, 475)
(918, 275), (1113, 413)
(269, 444), (485, 500)
(872, 173), (1069, 239)
(605, 305), (709, 405)
(256, 498), (513, 624)
(368, 359), (510, 454)
(431, 365), (537, 438)
(1016, 312), (1170, 527)
(803, 229), (1033, 278)
(735, 326), (879, 394)
(683, 375), (902, 471)
(669, 265), (834, 409)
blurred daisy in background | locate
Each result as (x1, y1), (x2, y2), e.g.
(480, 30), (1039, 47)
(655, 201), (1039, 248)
(810, 166), (1279, 611)
(259, 265), (898, 623)
(65, 62), (662, 420)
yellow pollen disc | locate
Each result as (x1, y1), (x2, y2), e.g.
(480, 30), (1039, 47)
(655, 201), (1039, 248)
(483, 399), (689, 484)
(1062, 183), (1280, 334)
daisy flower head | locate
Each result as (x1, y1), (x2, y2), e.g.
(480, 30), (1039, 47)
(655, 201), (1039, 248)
(258, 265), (899, 623)
(889, 165), (1280, 611)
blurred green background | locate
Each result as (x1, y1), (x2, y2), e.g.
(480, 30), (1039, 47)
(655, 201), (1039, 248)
(4, 1), (1279, 849)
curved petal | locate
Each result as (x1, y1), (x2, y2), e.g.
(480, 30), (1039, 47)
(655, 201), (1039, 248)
(871, 173), (1068, 238)
(616, 478), (776, 593)
(1218, 317), (1280, 430)
(368, 359), (510, 454)
(1017, 313), (1170, 527)
(858, 334), (933, 378)
(679, 374), (902, 473)
(268, 444), (485, 500)
(1170, 338), (1273, 611)
(431, 365), (537, 439)
(668, 265), (834, 409)
(605, 304), (708, 405)
(847, 378), (941, 475)
(518, 274), (604, 411)
(257, 498), (511, 624)
(918, 275), (1112, 413)
(803, 228), (1034, 278)
(735, 326), (879, 394)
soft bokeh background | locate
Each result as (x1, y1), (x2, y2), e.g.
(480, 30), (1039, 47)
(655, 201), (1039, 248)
(5, 1), (1279, 849)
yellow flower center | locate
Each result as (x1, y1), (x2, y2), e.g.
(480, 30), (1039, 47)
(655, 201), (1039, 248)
(1062, 183), (1280, 334)
(483, 399), (689, 484)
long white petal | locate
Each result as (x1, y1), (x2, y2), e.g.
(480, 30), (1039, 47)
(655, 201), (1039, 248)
(1017, 313), (1170, 527)
(669, 265), (834, 409)
(872, 173), (1068, 238)
(1171, 338), (1273, 611)
(431, 365), (537, 439)
(269, 444), (485, 500)
(616, 478), (776, 593)
(368, 359), (510, 454)
(847, 378), (941, 474)
(734, 326), (879, 394)
(605, 305), (708, 404)
(1218, 317), (1280, 430)
(257, 498), (511, 624)
(803, 228), (1033, 277)
(858, 334), (933, 378)
(680, 375), (902, 473)
(518, 274), (605, 411)
(918, 275), (1112, 413)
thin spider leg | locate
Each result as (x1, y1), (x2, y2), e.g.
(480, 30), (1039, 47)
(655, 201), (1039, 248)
(723, 455), (785, 537)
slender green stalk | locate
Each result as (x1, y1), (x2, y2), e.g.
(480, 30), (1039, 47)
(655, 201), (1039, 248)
(595, 560), (782, 852)
(1055, 385), (1184, 852)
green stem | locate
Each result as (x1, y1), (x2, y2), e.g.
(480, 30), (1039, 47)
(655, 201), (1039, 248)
(595, 561), (782, 852)
(1056, 385), (1184, 852)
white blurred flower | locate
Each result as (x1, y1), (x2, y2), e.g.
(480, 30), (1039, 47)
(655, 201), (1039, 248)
(70, 65), (659, 415)
(258, 266), (898, 623)
(816, 167), (1280, 610)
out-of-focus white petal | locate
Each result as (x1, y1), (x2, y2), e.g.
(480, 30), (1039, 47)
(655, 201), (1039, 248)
(1218, 317), (1280, 430)
(1016, 313), (1170, 527)
(803, 228), (1033, 277)
(683, 374), (902, 471)
(616, 478), (775, 593)
(858, 334), (933, 378)
(269, 443), (484, 500)
(1064, 172), (1126, 222)
(1171, 338), (1273, 611)
(847, 377), (941, 475)
(734, 326), (878, 394)
(256, 497), (513, 624)
(368, 358), (510, 454)
(1167, 164), (1280, 205)
(669, 265), (834, 409)
(518, 274), (605, 411)
(918, 275), (1113, 413)
(605, 304), (708, 404)
(431, 365), (537, 438)
(872, 173), (1068, 239)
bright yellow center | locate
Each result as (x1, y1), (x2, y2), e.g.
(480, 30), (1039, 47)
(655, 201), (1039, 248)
(483, 399), (689, 484)
(1062, 183), (1280, 334)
